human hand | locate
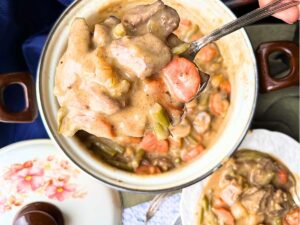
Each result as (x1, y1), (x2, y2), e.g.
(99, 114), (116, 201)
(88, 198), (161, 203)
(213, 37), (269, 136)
(259, 0), (300, 24)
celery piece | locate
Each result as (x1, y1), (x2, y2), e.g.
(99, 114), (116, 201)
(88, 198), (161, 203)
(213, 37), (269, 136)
(172, 43), (191, 55)
(149, 103), (170, 128)
(153, 123), (169, 140)
(131, 149), (145, 169)
(112, 23), (126, 38)
(201, 195), (209, 211)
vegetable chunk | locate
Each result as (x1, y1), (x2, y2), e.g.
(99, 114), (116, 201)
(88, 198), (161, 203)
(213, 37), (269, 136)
(162, 57), (201, 103)
(140, 133), (169, 153)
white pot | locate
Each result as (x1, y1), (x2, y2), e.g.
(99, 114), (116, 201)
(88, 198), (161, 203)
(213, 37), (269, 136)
(37, 0), (257, 192)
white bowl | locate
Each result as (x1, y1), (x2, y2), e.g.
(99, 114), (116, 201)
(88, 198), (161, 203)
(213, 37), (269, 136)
(180, 129), (300, 225)
(37, 0), (257, 192)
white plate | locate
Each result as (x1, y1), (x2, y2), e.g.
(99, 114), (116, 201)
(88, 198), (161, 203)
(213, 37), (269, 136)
(180, 129), (300, 225)
(0, 139), (122, 225)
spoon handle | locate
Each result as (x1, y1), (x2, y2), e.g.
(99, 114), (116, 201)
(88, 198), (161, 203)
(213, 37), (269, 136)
(186, 0), (300, 58)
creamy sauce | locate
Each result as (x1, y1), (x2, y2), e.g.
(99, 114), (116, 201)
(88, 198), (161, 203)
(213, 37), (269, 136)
(55, 0), (231, 174)
(109, 80), (153, 137)
(197, 150), (298, 225)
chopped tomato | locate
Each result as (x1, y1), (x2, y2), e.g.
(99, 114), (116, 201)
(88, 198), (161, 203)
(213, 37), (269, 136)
(196, 44), (219, 63)
(180, 145), (204, 162)
(135, 165), (161, 175)
(283, 208), (300, 225)
(277, 168), (288, 185)
(162, 57), (201, 103)
(220, 79), (231, 94)
(140, 133), (169, 153)
(209, 93), (229, 117)
(212, 207), (235, 225)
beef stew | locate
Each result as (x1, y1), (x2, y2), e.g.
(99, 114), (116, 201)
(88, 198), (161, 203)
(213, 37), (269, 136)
(55, 0), (231, 174)
(198, 150), (299, 225)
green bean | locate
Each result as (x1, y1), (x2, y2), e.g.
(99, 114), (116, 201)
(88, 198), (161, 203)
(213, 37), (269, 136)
(106, 159), (133, 172)
(171, 43), (191, 55)
(92, 142), (117, 157)
(201, 195), (209, 211)
(112, 23), (126, 38)
(149, 103), (170, 128)
(199, 195), (208, 224)
(153, 122), (169, 140)
(199, 207), (204, 224)
(99, 138), (125, 154)
(131, 149), (145, 169)
(205, 211), (218, 225)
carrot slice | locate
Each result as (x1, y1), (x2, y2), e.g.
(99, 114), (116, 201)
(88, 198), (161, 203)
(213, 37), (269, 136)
(135, 165), (161, 175)
(220, 79), (231, 94)
(140, 133), (169, 153)
(213, 196), (228, 208)
(162, 57), (201, 103)
(212, 207), (235, 225)
(180, 19), (192, 27)
(180, 145), (204, 162)
(196, 44), (219, 63)
(284, 208), (300, 225)
(277, 168), (289, 185)
(209, 93), (229, 117)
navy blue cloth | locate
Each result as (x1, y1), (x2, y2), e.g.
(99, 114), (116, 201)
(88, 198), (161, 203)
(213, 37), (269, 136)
(0, 0), (73, 147)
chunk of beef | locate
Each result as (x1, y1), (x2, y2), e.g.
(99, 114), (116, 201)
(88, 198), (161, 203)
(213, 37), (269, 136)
(241, 187), (270, 214)
(122, 0), (180, 39)
(57, 79), (121, 116)
(220, 182), (242, 206)
(58, 107), (114, 138)
(108, 33), (171, 79)
(103, 16), (121, 28)
(84, 83), (121, 115)
(67, 18), (91, 56)
(166, 33), (184, 48)
(241, 186), (295, 224)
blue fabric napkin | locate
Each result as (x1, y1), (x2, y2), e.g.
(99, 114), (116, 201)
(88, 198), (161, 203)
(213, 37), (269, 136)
(0, 0), (73, 147)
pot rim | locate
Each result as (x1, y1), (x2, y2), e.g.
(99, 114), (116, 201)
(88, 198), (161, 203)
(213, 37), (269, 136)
(36, 0), (258, 193)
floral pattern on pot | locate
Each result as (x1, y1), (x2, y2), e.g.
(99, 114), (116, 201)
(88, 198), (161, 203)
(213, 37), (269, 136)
(0, 155), (87, 214)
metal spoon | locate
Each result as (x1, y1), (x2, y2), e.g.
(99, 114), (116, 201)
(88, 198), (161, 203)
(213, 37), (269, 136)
(144, 193), (173, 225)
(182, 0), (300, 102)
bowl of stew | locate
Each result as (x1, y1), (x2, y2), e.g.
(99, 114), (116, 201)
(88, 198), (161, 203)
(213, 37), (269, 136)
(180, 129), (300, 225)
(37, 0), (257, 191)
